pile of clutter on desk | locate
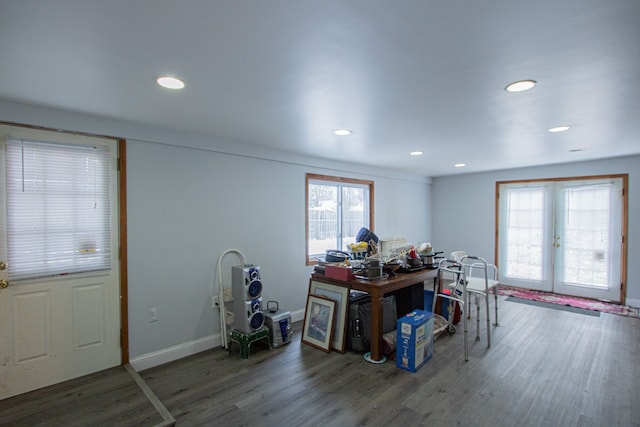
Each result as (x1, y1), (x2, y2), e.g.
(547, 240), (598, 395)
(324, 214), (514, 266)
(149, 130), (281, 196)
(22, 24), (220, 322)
(314, 227), (444, 281)
(311, 228), (451, 373)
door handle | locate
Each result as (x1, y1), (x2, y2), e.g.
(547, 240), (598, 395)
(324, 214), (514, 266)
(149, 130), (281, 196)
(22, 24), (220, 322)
(0, 279), (8, 289)
(0, 261), (6, 270)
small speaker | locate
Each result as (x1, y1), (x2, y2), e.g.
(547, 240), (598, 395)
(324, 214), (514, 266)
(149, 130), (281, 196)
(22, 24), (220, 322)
(232, 265), (265, 333)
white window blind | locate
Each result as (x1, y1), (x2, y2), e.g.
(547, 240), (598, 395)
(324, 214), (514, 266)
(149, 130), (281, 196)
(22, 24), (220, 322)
(5, 139), (112, 280)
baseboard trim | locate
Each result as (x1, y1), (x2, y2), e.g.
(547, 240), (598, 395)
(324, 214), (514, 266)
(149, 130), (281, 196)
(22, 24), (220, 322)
(626, 297), (640, 308)
(130, 335), (220, 371)
(290, 308), (305, 323)
(130, 308), (306, 371)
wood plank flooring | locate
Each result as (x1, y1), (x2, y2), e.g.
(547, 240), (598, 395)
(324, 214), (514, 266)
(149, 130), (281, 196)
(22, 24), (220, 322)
(0, 365), (164, 426)
(2, 295), (639, 426)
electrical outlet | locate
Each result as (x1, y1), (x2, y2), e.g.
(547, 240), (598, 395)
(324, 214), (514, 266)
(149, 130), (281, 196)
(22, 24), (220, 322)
(149, 307), (158, 322)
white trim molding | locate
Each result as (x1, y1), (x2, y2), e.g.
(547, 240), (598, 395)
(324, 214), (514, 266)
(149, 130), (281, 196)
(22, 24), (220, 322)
(129, 308), (305, 372)
(626, 297), (640, 309)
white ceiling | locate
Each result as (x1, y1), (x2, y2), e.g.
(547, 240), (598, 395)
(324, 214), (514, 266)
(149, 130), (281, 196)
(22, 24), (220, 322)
(1, 0), (639, 177)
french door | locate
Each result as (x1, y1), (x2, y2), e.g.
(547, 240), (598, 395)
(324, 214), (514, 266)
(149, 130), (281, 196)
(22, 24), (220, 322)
(497, 176), (626, 303)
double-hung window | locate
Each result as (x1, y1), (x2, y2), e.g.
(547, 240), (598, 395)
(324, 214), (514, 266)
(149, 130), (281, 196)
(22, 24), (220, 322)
(306, 173), (374, 264)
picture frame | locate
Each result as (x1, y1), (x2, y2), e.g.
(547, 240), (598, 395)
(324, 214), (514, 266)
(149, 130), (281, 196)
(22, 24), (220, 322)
(302, 294), (337, 353)
(308, 279), (350, 353)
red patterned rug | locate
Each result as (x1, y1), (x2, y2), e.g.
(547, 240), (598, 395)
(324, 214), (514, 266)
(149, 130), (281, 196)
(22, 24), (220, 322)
(498, 285), (640, 318)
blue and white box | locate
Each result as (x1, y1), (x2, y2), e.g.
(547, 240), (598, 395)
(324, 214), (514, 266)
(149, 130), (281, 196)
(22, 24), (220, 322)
(396, 309), (434, 373)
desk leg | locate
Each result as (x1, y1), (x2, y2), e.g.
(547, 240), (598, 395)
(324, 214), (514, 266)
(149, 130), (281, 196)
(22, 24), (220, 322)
(364, 295), (386, 364)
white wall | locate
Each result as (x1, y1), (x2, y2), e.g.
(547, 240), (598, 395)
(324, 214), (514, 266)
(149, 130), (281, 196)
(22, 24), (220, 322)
(431, 156), (640, 306)
(8, 98), (636, 370)
(0, 99), (433, 369)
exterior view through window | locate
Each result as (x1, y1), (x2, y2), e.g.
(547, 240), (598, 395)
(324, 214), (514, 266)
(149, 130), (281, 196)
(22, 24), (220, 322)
(306, 173), (373, 265)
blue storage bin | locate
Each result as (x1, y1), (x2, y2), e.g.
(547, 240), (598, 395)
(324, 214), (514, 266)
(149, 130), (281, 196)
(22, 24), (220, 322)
(424, 289), (434, 312)
(424, 289), (457, 322)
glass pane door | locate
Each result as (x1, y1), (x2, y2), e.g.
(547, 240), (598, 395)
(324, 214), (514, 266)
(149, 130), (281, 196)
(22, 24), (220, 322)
(498, 177), (624, 302)
(553, 179), (623, 301)
(498, 183), (553, 291)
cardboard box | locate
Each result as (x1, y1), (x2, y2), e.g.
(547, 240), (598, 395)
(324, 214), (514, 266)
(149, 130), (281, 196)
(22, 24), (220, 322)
(324, 265), (354, 281)
(396, 309), (434, 373)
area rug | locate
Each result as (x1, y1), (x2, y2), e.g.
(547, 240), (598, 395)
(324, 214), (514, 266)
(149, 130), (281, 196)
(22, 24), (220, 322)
(498, 285), (640, 318)
(505, 296), (600, 316)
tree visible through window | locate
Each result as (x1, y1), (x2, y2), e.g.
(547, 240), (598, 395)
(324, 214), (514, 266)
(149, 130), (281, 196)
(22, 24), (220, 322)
(306, 173), (373, 264)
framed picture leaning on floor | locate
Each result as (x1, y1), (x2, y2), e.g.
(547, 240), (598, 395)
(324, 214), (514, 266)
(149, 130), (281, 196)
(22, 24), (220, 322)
(302, 294), (336, 352)
(308, 280), (349, 353)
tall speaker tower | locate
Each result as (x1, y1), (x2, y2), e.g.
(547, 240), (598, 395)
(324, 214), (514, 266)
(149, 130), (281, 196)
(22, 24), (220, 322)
(231, 265), (265, 333)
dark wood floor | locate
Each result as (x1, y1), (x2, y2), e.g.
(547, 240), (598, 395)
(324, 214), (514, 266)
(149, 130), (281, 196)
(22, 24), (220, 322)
(0, 365), (164, 427)
(2, 295), (639, 426)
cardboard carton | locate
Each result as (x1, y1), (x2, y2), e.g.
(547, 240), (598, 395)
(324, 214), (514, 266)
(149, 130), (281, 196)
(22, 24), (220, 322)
(396, 309), (434, 373)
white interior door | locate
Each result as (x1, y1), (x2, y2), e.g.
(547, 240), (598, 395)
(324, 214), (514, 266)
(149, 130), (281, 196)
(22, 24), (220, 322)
(498, 177), (624, 302)
(0, 126), (121, 400)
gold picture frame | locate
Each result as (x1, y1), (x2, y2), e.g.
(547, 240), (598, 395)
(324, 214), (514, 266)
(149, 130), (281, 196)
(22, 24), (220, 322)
(309, 280), (349, 353)
(302, 294), (336, 352)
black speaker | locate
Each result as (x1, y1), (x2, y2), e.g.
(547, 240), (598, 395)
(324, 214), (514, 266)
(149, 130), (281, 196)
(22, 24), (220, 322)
(232, 265), (265, 333)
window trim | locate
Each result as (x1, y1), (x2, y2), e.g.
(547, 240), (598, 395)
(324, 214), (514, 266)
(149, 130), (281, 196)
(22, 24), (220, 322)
(305, 173), (374, 265)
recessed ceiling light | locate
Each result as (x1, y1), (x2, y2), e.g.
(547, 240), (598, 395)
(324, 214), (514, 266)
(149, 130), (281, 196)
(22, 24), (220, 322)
(548, 125), (571, 133)
(454, 163), (466, 168)
(505, 80), (537, 92)
(156, 76), (185, 90)
(410, 151), (424, 156)
(333, 129), (351, 136)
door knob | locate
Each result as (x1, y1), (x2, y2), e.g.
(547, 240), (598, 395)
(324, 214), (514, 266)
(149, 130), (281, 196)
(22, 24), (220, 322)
(0, 261), (6, 270)
(0, 279), (8, 289)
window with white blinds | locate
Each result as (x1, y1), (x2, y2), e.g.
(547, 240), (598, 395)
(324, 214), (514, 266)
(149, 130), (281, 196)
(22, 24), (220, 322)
(4, 139), (112, 280)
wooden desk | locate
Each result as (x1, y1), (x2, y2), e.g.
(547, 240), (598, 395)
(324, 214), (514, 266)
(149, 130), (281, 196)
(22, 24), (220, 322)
(310, 268), (438, 362)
